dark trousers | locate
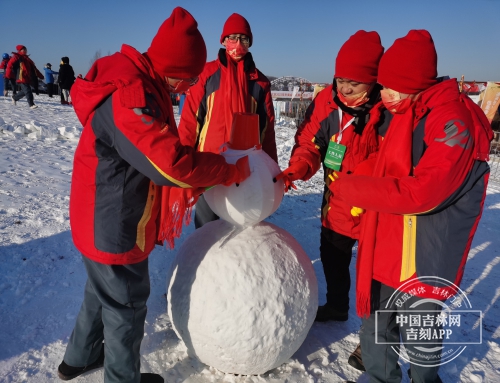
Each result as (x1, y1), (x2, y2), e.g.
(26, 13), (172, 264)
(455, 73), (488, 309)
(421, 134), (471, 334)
(3, 77), (9, 93)
(360, 280), (443, 383)
(194, 194), (219, 229)
(64, 256), (150, 383)
(10, 79), (17, 95)
(319, 226), (356, 312)
(47, 83), (54, 97)
(12, 83), (34, 106)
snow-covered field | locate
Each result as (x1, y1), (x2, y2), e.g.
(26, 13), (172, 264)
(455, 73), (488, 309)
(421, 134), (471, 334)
(1, 94), (499, 383)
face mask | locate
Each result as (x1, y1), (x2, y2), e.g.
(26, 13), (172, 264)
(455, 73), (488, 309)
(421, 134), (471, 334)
(337, 90), (369, 107)
(165, 77), (198, 94)
(381, 88), (414, 114)
(225, 40), (248, 61)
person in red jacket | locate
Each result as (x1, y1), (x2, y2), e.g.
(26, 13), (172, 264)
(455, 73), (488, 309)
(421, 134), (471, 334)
(276, 31), (385, 324)
(177, 13), (277, 228)
(57, 8), (250, 383)
(330, 30), (493, 383)
(6, 45), (43, 109)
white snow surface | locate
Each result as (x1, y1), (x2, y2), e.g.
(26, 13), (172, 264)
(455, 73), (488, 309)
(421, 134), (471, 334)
(204, 147), (283, 228)
(1, 94), (500, 383)
(167, 220), (318, 375)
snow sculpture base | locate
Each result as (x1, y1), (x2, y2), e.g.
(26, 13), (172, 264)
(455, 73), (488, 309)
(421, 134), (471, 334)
(204, 147), (283, 228)
(167, 220), (318, 375)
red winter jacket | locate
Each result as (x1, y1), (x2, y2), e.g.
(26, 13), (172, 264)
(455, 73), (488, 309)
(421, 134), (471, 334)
(289, 84), (389, 238)
(178, 49), (277, 162)
(0, 58), (10, 72)
(70, 44), (242, 265)
(335, 79), (492, 300)
(5, 52), (43, 84)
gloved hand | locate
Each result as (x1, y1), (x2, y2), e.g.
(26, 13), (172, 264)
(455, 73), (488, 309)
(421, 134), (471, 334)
(273, 161), (309, 192)
(222, 156), (251, 186)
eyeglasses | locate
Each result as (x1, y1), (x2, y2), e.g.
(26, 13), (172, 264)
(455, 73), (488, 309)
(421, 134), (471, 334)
(165, 76), (199, 92)
(226, 35), (250, 45)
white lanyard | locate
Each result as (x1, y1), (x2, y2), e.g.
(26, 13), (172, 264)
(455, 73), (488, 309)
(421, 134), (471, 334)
(337, 109), (355, 144)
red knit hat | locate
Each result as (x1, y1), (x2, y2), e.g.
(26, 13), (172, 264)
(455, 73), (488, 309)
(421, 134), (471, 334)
(16, 45), (26, 52)
(147, 7), (206, 78)
(220, 13), (253, 47)
(378, 30), (438, 94)
(334, 30), (383, 83)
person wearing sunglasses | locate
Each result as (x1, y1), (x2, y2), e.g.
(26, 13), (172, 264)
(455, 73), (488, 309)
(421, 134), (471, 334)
(178, 12), (278, 229)
(57, 7), (250, 383)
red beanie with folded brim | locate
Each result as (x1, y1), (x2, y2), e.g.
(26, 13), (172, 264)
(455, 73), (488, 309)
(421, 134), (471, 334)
(334, 30), (383, 84)
(16, 45), (26, 52)
(220, 13), (253, 47)
(378, 30), (438, 94)
(147, 7), (207, 78)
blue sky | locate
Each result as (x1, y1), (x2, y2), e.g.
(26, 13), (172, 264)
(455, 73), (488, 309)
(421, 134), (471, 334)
(1, 0), (498, 83)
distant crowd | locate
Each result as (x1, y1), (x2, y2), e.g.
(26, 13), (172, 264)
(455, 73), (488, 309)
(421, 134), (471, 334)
(0, 45), (77, 109)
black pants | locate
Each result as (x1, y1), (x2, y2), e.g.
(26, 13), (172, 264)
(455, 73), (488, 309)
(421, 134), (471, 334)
(12, 83), (34, 106)
(194, 194), (219, 229)
(10, 79), (17, 95)
(360, 280), (443, 383)
(64, 256), (150, 383)
(47, 83), (54, 97)
(319, 226), (356, 312)
(3, 77), (9, 93)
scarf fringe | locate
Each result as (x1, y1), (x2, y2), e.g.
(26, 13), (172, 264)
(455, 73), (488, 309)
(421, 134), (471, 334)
(356, 292), (371, 318)
(158, 187), (193, 249)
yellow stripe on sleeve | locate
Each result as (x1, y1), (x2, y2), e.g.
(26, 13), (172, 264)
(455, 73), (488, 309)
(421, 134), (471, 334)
(198, 93), (215, 152)
(146, 157), (192, 188)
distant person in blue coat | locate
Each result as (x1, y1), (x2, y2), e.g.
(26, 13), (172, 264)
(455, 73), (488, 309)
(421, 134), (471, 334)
(1, 53), (12, 96)
(44, 63), (58, 98)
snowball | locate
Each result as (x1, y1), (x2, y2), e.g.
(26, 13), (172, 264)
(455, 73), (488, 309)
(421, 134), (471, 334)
(167, 220), (318, 375)
(204, 147), (284, 228)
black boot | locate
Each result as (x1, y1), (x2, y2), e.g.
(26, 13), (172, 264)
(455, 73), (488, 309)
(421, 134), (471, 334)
(347, 343), (365, 372)
(315, 304), (348, 322)
(57, 345), (105, 380)
(140, 373), (164, 383)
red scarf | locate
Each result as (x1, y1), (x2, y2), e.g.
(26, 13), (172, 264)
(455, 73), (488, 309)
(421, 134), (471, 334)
(152, 68), (194, 249)
(355, 105), (416, 317)
(355, 88), (494, 317)
(158, 187), (194, 249)
(223, 52), (249, 136)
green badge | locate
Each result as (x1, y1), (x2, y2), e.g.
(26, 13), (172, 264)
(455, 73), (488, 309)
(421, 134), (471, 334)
(324, 141), (346, 171)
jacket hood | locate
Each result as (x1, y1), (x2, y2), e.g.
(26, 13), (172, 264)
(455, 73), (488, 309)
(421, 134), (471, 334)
(418, 78), (493, 161)
(71, 45), (156, 127)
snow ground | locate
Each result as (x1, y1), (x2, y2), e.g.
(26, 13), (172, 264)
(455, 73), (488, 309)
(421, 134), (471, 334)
(0, 94), (499, 383)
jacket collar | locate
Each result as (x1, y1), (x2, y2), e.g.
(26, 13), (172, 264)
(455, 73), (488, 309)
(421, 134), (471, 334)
(416, 78), (460, 110)
(218, 48), (258, 79)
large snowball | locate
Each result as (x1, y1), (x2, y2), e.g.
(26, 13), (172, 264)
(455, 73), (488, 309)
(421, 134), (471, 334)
(204, 147), (283, 228)
(167, 220), (318, 375)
